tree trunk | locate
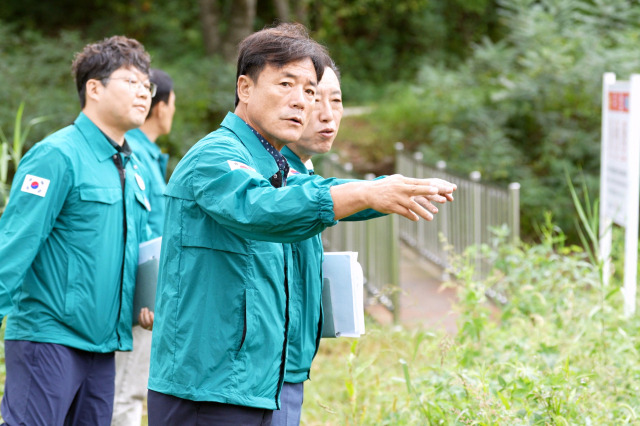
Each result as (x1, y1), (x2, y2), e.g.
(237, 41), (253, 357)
(221, 0), (257, 62)
(293, 0), (309, 26)
(273, 0), (290, 23)
(198, 0), (221, 56)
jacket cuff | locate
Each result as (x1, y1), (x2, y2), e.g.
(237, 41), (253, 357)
(317, 186), (338, 225)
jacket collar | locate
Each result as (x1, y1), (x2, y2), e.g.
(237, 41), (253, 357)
(220, 112), (279, 178)
(74, 112), (118, 163)
(281, 146), (310, 175)
(128, 128), (162, 161)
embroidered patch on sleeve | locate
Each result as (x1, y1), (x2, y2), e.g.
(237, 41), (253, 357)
(21, 174), (50, 198)
(227, 160), (256, 172)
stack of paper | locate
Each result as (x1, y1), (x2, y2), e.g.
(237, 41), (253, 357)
(133, 236), (162, 325)
(321, 251), (365, 338)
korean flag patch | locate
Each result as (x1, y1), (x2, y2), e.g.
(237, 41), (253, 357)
(21, 174), (50, 198)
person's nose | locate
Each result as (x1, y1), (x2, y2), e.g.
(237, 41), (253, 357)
(317, 98), (332, 123)
(290, 86), (308, 110)
(134, 82), (150, 99)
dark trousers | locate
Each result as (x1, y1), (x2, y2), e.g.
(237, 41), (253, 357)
(271, 382), (304, 426)
(1, 340), (115, 426)
(147, 390), (273, 426)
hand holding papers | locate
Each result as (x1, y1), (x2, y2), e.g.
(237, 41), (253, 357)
(321, 252), (365, 338)
(133, 237), (162, 326)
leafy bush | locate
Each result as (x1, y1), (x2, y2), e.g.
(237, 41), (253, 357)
(0, 25), (83, 151)
(303, 222), (640, 424)
(352, 0), (640, 240)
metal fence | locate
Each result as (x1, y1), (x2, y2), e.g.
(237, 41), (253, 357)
(395, 143), (520, 279)
(316, 155), (400, 319)
(316, 145), (520, 316)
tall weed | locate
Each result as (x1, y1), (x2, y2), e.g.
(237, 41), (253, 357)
(0, 102), (50, 213)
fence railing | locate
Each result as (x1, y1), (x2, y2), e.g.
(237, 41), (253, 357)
(316, 155), (400, 319)
(316, 145), (520, 316)
(395, 143), (520, 279)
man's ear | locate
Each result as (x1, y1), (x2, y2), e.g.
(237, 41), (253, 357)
(236, 75), (253, 104)
(85, 79), (103, 104)
(151, 101), (165, 120)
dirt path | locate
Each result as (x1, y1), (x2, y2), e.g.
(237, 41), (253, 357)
(366, 245), (459, 333)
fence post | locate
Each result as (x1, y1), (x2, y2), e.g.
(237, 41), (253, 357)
(508, 182), (521, 244)
(364, 172), (376, 300)
(437, 160), (450, 281)
(390, 214), (400, 324)
(470, 171), (482, 278)
(413, 152), (425, 252)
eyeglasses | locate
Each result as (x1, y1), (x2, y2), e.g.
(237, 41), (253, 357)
(104, 76), (157, 97)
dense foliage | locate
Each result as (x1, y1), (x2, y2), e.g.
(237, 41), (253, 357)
(302, 223), (640, 424)
(0, 0), (500, 186)
(351, 0), (640, 239)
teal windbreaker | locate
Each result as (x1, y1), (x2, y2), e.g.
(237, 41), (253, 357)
(148, 113), (339, 409)
(281, 147), (386, 384)
(0, 112), (150, 352)
(126, 128), (168, 239)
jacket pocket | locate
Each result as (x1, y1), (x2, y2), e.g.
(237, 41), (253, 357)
(181, 219), (251, 254)
(237, 289), (252, 354)
(64, 255), (78, 316)
(79, 187), (121, 204)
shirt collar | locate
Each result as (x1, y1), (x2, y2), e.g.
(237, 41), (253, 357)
(103, 131), (132, 156)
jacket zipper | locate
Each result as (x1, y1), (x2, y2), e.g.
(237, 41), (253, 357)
(112, 153), (128, 346)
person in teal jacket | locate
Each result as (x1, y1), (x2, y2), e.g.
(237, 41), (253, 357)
(113, 68), (176, 426)
(0, 36), (155, 425)
(147, 23), (456, 425)
(276, 63), (454, 425)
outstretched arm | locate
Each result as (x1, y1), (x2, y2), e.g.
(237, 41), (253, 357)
(330, 174), (456, 221)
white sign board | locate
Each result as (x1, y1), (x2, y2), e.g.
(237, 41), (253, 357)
(602, 85), (631, 225)
(599, 73), (640, 316)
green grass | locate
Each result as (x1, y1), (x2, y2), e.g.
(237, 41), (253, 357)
(301, 227), (640, 425)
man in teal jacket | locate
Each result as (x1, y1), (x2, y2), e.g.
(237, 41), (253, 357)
(276, 63), (454, 425)
(147, 23), (455, 425)
(113, 68), (176, 426)
(0, 36), (154, 425)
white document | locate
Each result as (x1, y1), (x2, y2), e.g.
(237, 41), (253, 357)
(138, 236), (162, 265)
(321, 251), (365, 338)
(133, 237), (162, 325)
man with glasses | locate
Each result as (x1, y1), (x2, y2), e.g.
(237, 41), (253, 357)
(0, 35), (154, 425)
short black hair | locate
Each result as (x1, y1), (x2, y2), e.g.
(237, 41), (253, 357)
(148, 68), (174, 118)
(235, 23), (331, 107)
(71, 35), (151, 108)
